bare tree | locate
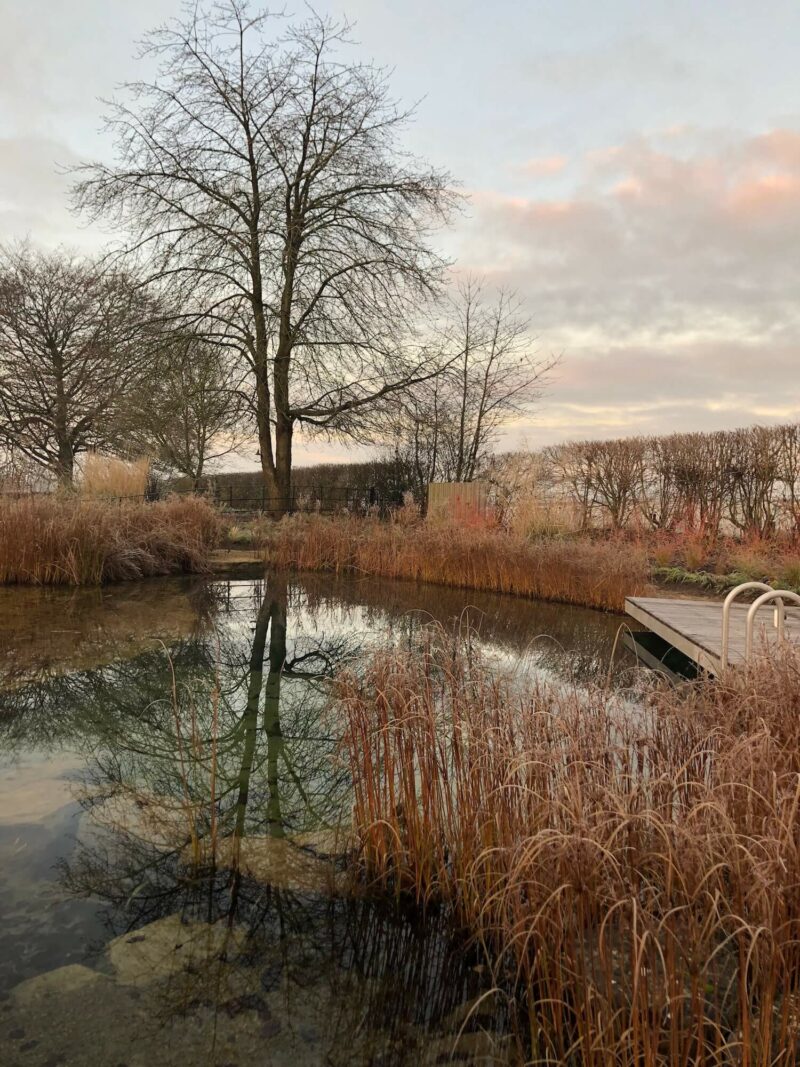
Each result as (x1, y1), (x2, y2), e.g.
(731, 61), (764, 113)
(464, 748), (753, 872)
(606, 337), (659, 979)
(386, 375), (446, 501)
(0, 243), (149, 486)
(121, 330), (249, 487)
(75, 2), (458, 514)
(442, 280), (554, 481)
(388, 279), (553, 492)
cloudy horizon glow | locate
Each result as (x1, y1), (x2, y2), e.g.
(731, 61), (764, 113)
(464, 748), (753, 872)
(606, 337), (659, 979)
(1, 0), (798, 468)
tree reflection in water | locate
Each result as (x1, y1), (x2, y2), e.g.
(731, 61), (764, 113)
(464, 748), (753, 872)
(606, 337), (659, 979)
(0, 572), (516, 1063)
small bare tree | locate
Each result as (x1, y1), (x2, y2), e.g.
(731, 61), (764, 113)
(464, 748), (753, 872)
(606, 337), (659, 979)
(121, 330), (249, 488)
(442, 279), (554, 481)
(75, 2), (457, 514)
(388, 279), (554, 490)
(0, 243), (149, 486)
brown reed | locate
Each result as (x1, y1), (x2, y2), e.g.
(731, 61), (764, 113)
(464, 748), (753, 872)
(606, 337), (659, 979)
(0, 493), (222, 585)
(261, 514), (648, 612)
(338, 631), (800, 1065)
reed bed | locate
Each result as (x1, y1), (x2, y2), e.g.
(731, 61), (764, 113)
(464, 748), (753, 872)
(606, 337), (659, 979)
(80, 453), (151, 498)
(262, 514), (648, 611)
(0, 494), (222, 584)
(338, 633), (800, 1065)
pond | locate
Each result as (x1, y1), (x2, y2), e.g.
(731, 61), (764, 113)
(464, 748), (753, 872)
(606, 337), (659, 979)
(0, 570), (637, 1066)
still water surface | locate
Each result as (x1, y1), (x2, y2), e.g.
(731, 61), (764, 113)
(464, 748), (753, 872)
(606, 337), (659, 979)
(0, 570), (635, 1066)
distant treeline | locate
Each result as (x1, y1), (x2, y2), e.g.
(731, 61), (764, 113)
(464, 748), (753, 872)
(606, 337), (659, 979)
(171, 421), (800, 539)
(525, 422), (800, 537)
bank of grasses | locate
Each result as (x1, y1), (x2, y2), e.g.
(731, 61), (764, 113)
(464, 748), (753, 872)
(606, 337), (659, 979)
(0, 494), (221, 584)
(338, 634), (800, 1065)
(260, 514), (648, 612)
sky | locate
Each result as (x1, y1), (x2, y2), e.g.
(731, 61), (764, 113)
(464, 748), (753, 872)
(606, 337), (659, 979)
(1, 0), (799, 466)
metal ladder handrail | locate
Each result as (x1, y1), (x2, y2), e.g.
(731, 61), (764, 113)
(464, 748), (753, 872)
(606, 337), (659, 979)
(721, 581), (775, 668)
(745, 589), (800, 660)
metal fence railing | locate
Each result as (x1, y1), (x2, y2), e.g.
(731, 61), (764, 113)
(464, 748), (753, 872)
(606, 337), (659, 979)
(0, 483), (408, 517)
(201, 483), (405, 516)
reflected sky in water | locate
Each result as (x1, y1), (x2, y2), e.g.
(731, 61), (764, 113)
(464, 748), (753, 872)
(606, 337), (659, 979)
(0, 570), (637, 1065)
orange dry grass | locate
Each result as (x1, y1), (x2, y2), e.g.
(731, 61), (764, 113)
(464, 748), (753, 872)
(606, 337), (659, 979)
(0, 494), (222, 585)
(504, 492), (583, 540)
(262, 514), (647, 611)
(339, 635), (800, 1065)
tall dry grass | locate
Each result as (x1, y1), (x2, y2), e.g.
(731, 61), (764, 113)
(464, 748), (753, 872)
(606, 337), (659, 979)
(80, 453), (151, 498)
(0, 494), (222, 584)
(261, 514), (647, 612)
(339, 633), (800, 1065)
(502, 492), (583, 540)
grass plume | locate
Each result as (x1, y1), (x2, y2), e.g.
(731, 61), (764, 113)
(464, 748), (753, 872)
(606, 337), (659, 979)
(80, 453), (151, 498)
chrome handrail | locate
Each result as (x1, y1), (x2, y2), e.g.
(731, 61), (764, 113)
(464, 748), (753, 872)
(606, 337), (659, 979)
(720, 581), (774, 668)
(745, 589), (800, 660)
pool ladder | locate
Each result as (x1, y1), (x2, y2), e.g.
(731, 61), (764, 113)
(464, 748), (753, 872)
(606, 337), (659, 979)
(721, 581), (800, 668)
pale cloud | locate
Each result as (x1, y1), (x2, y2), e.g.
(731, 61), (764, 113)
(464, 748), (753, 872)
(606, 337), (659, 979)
(459, 132), (800, 447)
(0, 136), (97, 248)
(519, 154), (568, 177)
(462, 127), (800, 342)
(0, 0), (798, 463)
(526, 34), (693, 89)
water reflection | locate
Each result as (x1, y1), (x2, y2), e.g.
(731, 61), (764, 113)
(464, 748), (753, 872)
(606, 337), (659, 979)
(0, 570), (635, 1064)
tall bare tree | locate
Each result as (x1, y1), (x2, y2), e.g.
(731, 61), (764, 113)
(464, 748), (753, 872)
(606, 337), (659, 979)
(121, 330), (249, 488)
(0, 243), (149, 486)
(75, 2), (457, 514)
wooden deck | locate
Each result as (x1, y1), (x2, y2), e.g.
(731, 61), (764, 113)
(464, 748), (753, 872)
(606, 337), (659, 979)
(624, 596), (800, 674)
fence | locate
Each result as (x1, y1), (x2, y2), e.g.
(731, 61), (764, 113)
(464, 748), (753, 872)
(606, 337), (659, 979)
(203, 482), (404, 516)
(426, 481), (490, 522)
(0, 482), (406, 517)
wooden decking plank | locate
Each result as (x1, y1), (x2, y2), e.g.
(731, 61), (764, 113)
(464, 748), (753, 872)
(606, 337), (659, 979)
(624, 596), (800, 673)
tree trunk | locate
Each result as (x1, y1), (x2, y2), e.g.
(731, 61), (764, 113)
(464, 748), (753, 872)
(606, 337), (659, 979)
(258, 417), (281, 515)
(249, 223), (281, 515)
(56, 440), (74, 488)
(275, 413), (293, 517)
(53, 348), (73, 488)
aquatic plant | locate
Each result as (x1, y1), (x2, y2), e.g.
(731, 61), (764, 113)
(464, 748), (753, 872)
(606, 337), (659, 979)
(0, 494), (221, 584)
(339, 632), (800, 1064)
(260, 514), (648, 612)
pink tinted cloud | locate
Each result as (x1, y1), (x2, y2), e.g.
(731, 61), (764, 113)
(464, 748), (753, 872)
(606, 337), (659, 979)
(520, 154), (568, 177)
(457, 127), (800, 441)
(726, 172), (800, 218)
(746, 129), (800, 170)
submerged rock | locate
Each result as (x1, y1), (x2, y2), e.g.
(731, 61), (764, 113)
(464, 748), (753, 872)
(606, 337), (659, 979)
(0, 910), (515, 1066)
(10, 963), (109, 1008)
(182, 833), (349, 894)
(107, 914), (247, 986)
